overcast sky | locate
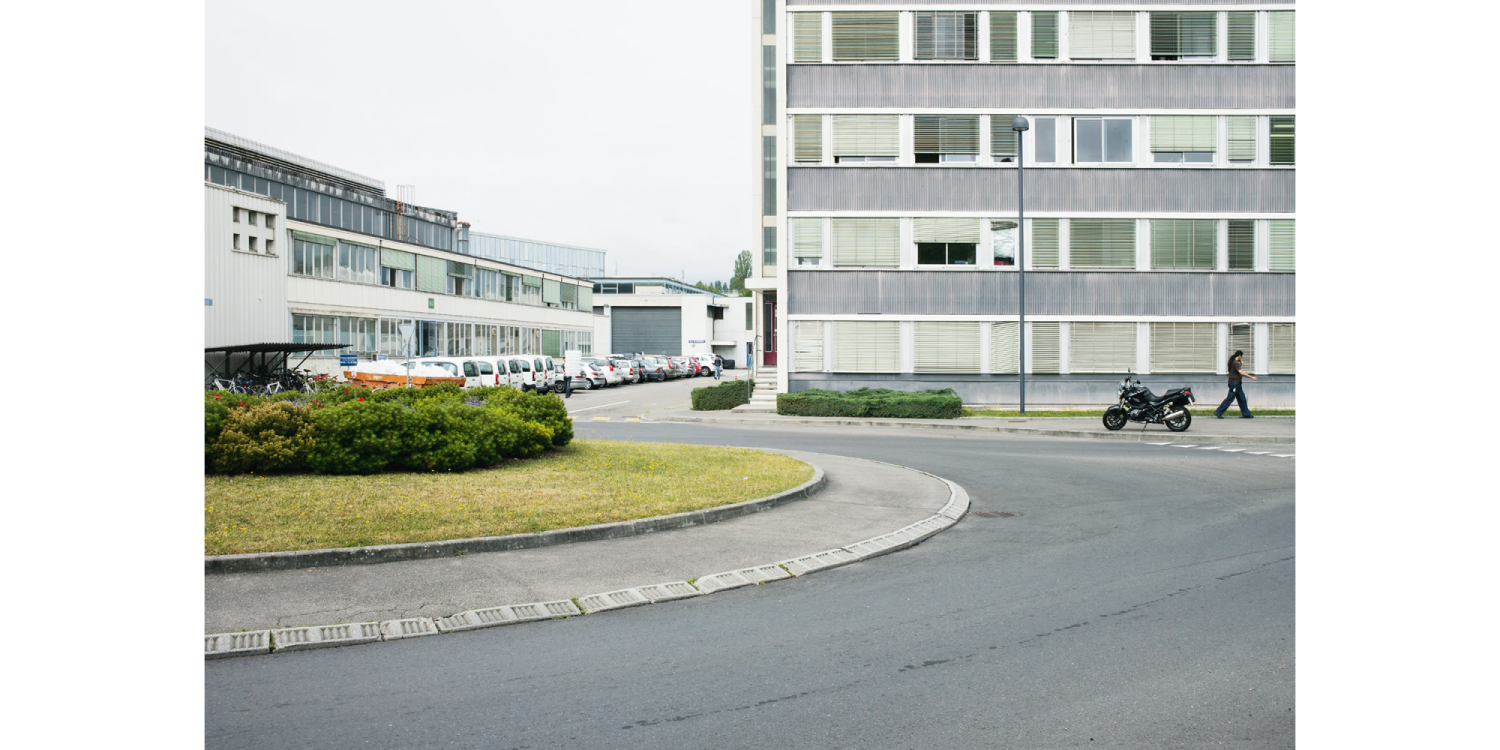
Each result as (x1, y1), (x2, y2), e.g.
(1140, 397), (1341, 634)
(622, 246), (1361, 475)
(206, 0), (751, 284)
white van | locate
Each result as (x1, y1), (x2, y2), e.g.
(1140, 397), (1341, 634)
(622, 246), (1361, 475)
(496, 355), (539, 391)
(410, 358), (483, 388)
(470, 357), (515, 388)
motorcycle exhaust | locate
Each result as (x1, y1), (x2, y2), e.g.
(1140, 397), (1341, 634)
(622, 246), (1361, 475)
(1162, 409), (1187, 422)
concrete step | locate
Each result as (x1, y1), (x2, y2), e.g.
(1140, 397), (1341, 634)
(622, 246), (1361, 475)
(731, 402), (777, 413)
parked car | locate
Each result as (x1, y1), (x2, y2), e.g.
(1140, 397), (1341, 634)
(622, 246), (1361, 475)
(472, 356), (519, 388)
(494, 355), (540, 391)
(668, 357), (695, 378)
(610, 358), (640, 384)
(572, 362), (607, 390)
(584, 357), (623, 386)
(687, 355), (716, 376)
(410, 358), (483, 388)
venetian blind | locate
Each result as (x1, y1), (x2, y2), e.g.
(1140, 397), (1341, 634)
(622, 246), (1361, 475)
(522, 274), (542, 287)
(1150, 219), (1217, 270)
(560, 283), (577, 303)
(793, 321), (824, 372)
(1227, 12), (1255, 61)
(1069, 218), (1136, 269)
(794, 115), (823, 163)
(1031, 218), (1060, 268)
(793, 12), (822, 63)
(1150, 322), (1216, 373)
(1032, 322), (1061, 373)
(1150, 12), (1216, 58)
(914, 11), (977, 60)
(379, 247), (415, 271)
(1227, 116), (1257, 161)
(831, 115), (899, 157)
(914, 115), (980, 155)
(831, 218), (900, 267)
(1229, 323), (1255, 373)
(578, 285), (592, 310)
(542, 279), (561, 304)
(447, 261), (473, 278)
(1270, 116), (1295, 165)
(989, 11), (1018, 62)
(1032, 12), (1058, 59)
(1228, 220), (1256, 270)
(991, 321), (1019, 374)
(830, 321), (900, 373)
(990, 114), (1019, 157)
(913, 218), (981, 243)
(1268, 324), (1295, 373)
(1269, 12), (1295, 63)
(1268, 220), (1295, 271)
(1070, 322), (1137, 374)
(831, 12), (899, 62)
(914, 322), (980, 374)
(1071, 11), (1136, 60)
(792, 217), (824, 258)
(415, 255), (447, 294)
(1150, 115), (1217, 152)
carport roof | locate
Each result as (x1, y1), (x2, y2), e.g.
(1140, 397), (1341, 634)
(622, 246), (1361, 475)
(205, 343), (350, 354)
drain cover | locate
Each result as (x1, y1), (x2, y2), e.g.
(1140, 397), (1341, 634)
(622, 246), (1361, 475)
(969, 511), (1019, 518)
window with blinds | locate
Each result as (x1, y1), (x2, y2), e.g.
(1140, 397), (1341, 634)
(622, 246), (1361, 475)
(1270, 116), (1295, 165)
(793, 115), (822, 163)
(1032, 12), (1058, 59)
(989, 11), (1017, 62)
(763, 226), (777, 266)
(913, 218), (981, 244)
(831, 218), (900, 267)
(1228, 220), (1256, 271)
(915, 322), (980, 374)
(991, 114), (1019, 159)
(794, 12), (822, 63)
(1150, 11), (1216, 60)
(1150, 323), (1216, 373)
(1150, 219), (1217, 270)
(914, 115), (980, 161)
(1227, 11), (1255, 61)
(1269, 323), (1295, 373)
(830, 321), (900, 373)
(1268, 220), (1295, 271)
(1070, 11), (1136, 60)
(915, 11), (977, 60)
(991, 322), (1019, 374)
(831, 115), (899, 160)
(1151, 115), (1216, 163)
(1269, 11), (1295, 63)
(1031, 218), (1060, 268)
(832, 12), (899, 62)
(792, 217), (824, 263)
(1070, 218), (1136, 269)
(1070, 322), (1137, 373)
(1227, 116), (1257, 162)
(1032, 322), (1061, 373)
(1229, 323), (1255, 373)
(793, 321), (824, 372)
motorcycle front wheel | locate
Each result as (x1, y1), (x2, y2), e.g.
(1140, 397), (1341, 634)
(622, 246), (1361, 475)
(1165, 410), (1192, 432)
(1103, 407), (1126, 431)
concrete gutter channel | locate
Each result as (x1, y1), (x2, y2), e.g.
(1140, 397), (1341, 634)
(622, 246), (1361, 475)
(649, 413), (1295, 445)
(205, 453), (970, 660)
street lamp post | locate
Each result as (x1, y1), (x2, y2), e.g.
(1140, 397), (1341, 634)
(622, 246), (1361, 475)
(1011, 116), (1029, 416)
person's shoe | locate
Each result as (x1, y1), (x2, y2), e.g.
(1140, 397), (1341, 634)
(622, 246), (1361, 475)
(1243, 414), (1254, 419)
(1215, 413), (1223, 419)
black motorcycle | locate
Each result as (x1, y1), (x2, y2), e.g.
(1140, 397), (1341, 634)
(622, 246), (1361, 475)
(1103, 377), (1195, 432)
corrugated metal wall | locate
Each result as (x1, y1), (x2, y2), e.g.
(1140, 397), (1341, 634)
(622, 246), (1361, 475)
(788, 64), (1294, 110)
(610, 307), (684, 356)
(788, 270), (1295, 316)
(788, 372), (1298, 408)
(204, 185), (289, 348)
(788, 167), (1294, 213)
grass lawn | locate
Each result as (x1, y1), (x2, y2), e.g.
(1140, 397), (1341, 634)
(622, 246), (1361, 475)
(962, 408), (1295, 418)
(205, 439), (814, 556)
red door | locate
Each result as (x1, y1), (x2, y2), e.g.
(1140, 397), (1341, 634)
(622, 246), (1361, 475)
(762, 297), (777, 366)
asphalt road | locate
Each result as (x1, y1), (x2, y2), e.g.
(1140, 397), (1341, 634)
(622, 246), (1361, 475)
(206, 419), (1294, 749)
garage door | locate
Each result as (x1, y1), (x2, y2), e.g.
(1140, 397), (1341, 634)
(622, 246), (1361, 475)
(611, 307), (682, 356)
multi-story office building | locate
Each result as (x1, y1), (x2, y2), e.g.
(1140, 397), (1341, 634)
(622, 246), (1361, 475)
(750, 2), (1295, 406)
(588, 278), (755, 364)
(204, 128), (600, 376)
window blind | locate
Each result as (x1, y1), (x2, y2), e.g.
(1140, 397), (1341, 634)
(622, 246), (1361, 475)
(1150, 322), (1216, 372)
(542, 329), (561, 358)
(991, 114), (1019, 157)
(447, 261), (473, 279)
(832, 115), (899, 156)
(1227, 116), (1257, 161)
(1031, 218), (1060, 268)
(1032, 12), (1058, 59)
(1070, 322), (1137, 373)
(578, 285), (592, 310)
(292, 230), (339, 246)
(832, 12), (899, 61)
(831, 218), (900, 267)
(542, 279), (561, 304)
(1270, 116), (1295, 165)
(989, 11), (1017, 62)
(914, 11), (977, 60)
(559, 282), (577, 303)
(1269, 324), (1295, 373)
(914, 115), (980, 155)
(415, 255), (447, 294)
(913, 217), (981, 243)
(991, 321), (1019, 374)
(1228, 220), (1256, 271)
(1150, 116), (1217, 152)
(1269, 11), (1295, 63)
(1229, 323), (1255, 373)
(793, 114), (822, 163)
(1150, 219), (1217, 270)
(379, 247), (415, 271)
(1227, 11), (1255, 61)
(915, 322), (980, 374)
(830, 321), (900, 373)
(792, 217), (824, 258)
(794, 12), (822, 63)
(522, 275), (542, 287)
(1268, 220), (1295, 271)
(1069, 218), (1136, 269)
(1150, 12), (1216, 58)
(1070, 11), (1136, 60)
(1032, 322), (1061, 373)
(793, 321), (824, 372)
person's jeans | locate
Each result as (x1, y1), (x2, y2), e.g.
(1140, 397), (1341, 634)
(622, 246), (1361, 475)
(1215, 381), (1250, 417)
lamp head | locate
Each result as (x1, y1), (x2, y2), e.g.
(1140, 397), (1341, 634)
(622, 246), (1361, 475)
(1011, 116), (1030, 132)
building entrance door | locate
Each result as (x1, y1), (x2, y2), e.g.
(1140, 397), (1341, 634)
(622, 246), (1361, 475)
(762, 295), (777, 366)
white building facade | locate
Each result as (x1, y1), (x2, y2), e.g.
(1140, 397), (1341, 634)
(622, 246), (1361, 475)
(590, 278), (756, 366)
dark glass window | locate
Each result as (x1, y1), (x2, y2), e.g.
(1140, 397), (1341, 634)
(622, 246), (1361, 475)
(917, 243), (977, 265)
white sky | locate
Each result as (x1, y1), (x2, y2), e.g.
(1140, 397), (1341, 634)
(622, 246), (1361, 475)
(205, 0), (752, 284)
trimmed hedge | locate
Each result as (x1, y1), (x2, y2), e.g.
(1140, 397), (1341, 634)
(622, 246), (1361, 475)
(776, 387), (962, 419)
(691, 379), (754, 411)
(204, 385), (569, 475)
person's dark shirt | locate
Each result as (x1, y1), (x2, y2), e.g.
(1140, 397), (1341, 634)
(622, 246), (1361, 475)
(1228, 357), (1245, 382)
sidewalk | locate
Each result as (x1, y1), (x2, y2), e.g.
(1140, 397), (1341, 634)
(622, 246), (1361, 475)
(205, 450), (959, 636)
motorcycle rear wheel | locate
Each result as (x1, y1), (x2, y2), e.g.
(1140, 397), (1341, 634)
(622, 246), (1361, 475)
(1103, 407), (1126, 431)
(1165, 410), (1192, 432)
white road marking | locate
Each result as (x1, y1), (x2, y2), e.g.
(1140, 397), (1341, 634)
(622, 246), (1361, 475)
(1219, 448), (1247, 453)
(1174, 444), (1198, 448)
(566, 400), (629, 414)
(1270, 454), (1295, 458)
(1147, 442), (1174, 445)
(1247, 451), (1271, 455)
(1197, 446), (1223, 450)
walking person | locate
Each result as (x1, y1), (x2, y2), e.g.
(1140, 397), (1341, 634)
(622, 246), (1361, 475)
(1214, 349), (1258, 418)
(713, 354), (722, 380)
(563, 360), (573, 399)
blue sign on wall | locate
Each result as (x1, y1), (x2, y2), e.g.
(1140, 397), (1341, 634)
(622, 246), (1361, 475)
(339, 354), (358, 367)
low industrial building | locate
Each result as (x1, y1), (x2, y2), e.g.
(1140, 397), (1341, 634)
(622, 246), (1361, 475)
(589, 278), (755, 366)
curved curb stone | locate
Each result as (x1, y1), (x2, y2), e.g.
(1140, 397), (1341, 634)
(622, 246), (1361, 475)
(206, 458), (826, 575)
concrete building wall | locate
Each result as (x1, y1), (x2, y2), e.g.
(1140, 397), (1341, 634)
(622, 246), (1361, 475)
(205, 183), (288, 348)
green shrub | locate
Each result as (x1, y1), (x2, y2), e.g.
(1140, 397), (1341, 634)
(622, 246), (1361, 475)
(776, 387), (961, 420)
(205, 399), (231, 450)
(691, 379), (754, 411)
(209, 402), (316, 474)
(304, 402), (407, 474)
(473, 387), (573, 446)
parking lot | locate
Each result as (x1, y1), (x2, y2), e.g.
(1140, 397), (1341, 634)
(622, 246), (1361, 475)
(561, 367), (749, 420)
